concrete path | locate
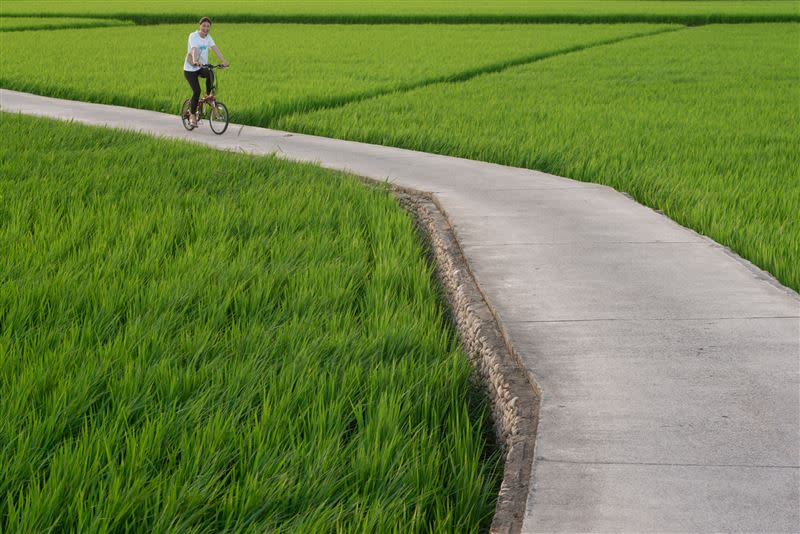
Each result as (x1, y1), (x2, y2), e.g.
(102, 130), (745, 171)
(3, 89), (799, 533)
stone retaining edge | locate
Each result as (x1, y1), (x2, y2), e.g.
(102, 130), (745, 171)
(390, 186), (541, 534)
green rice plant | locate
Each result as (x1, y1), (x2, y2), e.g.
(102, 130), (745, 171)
(0, 16), (132, 31)
(0, 23), (677, 123)
(278, 24), (800, 292)
(0, 112), (501, 532)
(2, 0), (799, 24)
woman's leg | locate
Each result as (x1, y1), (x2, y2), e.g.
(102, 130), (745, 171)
(199, 68), (214, 96)
(184, 70), (202, 115)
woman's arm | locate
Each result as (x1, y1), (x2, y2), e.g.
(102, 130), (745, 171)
(211, 46), (229, 66)
(190, 47), (201, 65)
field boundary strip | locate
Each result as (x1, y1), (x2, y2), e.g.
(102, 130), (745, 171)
(2, 13), (799, 25)
(270, 25), (687, 124)
(395, 187), (540, 534)
(0, 19), (134, 31)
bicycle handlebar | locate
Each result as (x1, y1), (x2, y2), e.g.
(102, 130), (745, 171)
(199, 63), (228, 69)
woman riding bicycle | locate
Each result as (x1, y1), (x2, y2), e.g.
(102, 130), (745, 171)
(183, 17), (229, 128)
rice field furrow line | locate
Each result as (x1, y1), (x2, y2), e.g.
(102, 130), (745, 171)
(271, 25), (687, 124)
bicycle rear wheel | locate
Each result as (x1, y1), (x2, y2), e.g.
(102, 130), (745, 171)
(209, 102), (229, 135)
(180, 99), (194, 131)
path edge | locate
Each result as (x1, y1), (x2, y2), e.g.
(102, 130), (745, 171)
(388, 184), (541, 534)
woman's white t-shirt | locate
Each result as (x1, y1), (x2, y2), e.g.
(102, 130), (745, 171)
(184, 31), (215, 72)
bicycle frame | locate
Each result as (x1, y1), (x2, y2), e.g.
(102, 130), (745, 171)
(197, 66), (220, 115)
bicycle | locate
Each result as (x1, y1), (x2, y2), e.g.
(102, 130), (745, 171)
(181, 64), (229, 135)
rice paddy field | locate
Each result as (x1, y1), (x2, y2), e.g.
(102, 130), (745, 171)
(277, 23), (800, 292)
(0, 23), (677, 123)
(2, 2), (799, 531)
(2, 0), (799, 23)
(0, 112), (501, 532)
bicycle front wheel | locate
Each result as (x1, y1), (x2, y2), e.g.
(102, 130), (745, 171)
(209, 102), (229, 135)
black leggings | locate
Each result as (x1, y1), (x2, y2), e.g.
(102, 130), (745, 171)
(184, 68), (214, 114)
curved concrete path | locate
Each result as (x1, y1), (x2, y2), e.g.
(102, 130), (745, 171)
(3, 89), (799, 533)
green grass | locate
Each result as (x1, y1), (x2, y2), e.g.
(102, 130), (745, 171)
(2, 0), (798, 23)
(0, 23), (677, 123)
(0, 16), (132, 31)
(0, 112), (501, 532)
(277, 24), (800, 292)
